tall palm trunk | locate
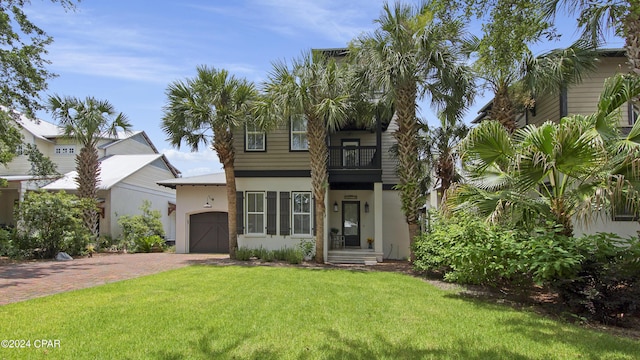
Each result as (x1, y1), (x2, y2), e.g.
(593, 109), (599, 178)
(489, 83), (516, 133)
(213, 126), (238, 259)
(76, 145), (99, 239)
(394, 83), (422, 261)
(625, 1), (640, 75)
(307, 113), (328, 263)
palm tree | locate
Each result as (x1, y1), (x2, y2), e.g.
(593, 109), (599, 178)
(162, 66), (256, 259)
(451, 73), (640, 236)
(425, 115), (468, 198)
(351, 1), (475, 259)
(48, 95), (131, 238)
(259, 51), (356, 263)
(543, 0), (640, 75)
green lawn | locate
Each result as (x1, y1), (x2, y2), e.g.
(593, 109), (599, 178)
(1, 265), (638, 359)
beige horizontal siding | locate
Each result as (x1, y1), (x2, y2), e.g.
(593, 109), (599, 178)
(381, 119), (400, 184)
(529, 92), (560, 126)
(234, 124), (310, 171)
(103, 138), (156, 157)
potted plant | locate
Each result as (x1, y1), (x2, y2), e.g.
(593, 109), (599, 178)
(367, 238), (374, 249)
(330, 228), (339, 235)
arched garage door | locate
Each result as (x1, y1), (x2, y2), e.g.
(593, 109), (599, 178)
(189, 212), (229, 253)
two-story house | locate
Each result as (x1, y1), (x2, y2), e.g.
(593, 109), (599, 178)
(468, 48), (639, 237)
(0, 111), (180, 241)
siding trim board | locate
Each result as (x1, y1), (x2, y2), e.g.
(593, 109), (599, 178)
(235, 170), (311, 178)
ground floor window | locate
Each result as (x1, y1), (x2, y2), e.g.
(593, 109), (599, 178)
(246, 192), (265, 234)
(292, 192), (312, 236)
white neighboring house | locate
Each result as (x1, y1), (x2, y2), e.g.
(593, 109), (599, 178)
(157, 173), (228, 253)
(0, 112), (180, 241)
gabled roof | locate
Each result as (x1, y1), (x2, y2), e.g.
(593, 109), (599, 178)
(157, 172), (226, 189)
(43, 154), (177, 191)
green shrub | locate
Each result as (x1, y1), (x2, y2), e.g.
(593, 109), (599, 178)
(236, 247), (254, 261)
(118, 201), (165, 251)
(254, 247), (275, 262)
(412, 211), (525, 285)
(0, 227), (12, 256)
(134, 235), (166, 253)
(13, 191), (93, 258)
(550, 233), (640, 325)
(298, 239), (315, 260)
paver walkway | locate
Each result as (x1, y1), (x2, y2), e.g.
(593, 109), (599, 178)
(0, 253), (227, 305)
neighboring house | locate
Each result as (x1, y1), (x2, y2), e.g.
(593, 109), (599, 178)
(467, 48), (640, 237)
(157, 173), (228, 254)
(0, 112), (180, 241)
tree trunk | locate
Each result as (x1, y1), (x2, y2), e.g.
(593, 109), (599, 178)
(625, 1), (640, 75)
(488, 83), (516, 133)
(394, 83), (422, 262)
(76, 145), (99, 240)
(307, 114), (328, 263)
(213, 127), (238, 259)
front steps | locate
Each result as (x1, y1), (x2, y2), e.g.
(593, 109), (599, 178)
(327, 249), (382, 265)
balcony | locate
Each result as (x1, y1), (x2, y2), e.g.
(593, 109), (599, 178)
(328, 146), (382, 183)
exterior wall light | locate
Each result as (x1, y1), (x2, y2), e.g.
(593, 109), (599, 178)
(333, 201), (339, 212)
(204, 195), (214, 208)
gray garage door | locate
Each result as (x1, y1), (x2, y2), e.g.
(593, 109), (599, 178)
(189, 212), (229, 253)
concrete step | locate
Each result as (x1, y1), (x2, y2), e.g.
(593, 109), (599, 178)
(327, 250), (381, 265)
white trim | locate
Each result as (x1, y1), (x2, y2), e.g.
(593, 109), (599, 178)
(290, 115), (308, 151)
(292, 191), (312, 236)
(246, 191), (266, 235)
(245, 124), (265, 151)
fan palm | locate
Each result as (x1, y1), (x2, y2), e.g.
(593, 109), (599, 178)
(544, 0), (640, 75)
(259, 51), (357, 263)
(452, 73), (640, 236)
(162, 66), (257, 259)
(48, 95), (131, 239)
(351, 1), (474, 258)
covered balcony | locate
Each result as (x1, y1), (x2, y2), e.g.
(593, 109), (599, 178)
(327, 145), (381, 183)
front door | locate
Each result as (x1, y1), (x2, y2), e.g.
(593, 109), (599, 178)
(342, 201), (360, 247)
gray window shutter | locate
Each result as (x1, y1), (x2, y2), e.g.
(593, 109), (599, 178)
(267, 191), (277, 235)
(280, 192), (290, 235)
(236, 191), (244, 235)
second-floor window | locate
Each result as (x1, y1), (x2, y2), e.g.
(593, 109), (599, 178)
(629, 102), (639, 125)
(246, 192), (265, 235)
(290, 115), (308, 151)
(245, 124), (265, 151)
(54, 145), (75, 155)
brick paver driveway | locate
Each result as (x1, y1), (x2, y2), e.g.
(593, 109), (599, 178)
(0, 253), (227, 305)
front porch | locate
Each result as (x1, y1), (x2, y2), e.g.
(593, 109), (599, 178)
(327, 249), (382, 265)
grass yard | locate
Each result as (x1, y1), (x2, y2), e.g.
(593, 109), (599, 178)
(1, 265), (639, 359)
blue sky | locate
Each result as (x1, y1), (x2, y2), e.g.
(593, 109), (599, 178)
(25, 0), (624, 177)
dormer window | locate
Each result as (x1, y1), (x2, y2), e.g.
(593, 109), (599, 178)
(290, 114), (308, 151)
(245, 124), (265, 151)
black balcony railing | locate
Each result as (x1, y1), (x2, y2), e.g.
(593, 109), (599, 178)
(328, 146), (380, 169)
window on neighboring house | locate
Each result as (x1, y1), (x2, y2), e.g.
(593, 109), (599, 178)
(54, 145), (75, 155)
(290, 115), (308, 151)
(292, 192), (312, 236)
(15, 144), (23, 156)
(246, 192), (265, 234)
(245, 124), (265, 151)
(629, 102), (639, 125)
(613, 201), (638, 222)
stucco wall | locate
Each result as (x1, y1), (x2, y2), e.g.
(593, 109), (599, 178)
(382, 190), (411, 260)
(109, 184), (176, 240)
(174, 184), (228, 254)
(236, 177), (314, 251)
